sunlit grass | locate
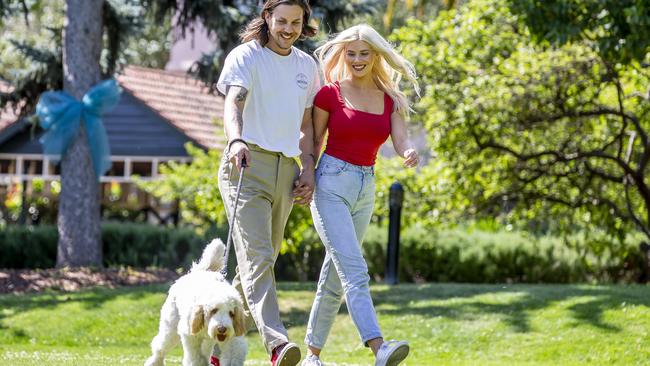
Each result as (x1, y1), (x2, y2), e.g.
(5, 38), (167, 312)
(1, 282), (649, 365)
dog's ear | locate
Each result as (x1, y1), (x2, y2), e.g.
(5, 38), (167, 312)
(233, 304), (247, 337)
(190, 305), (205, 335)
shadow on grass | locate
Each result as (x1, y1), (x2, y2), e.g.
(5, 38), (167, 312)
(0, 283), (171, 312)
(0, 283), (173, 341)
(2, 281), (649, 340)
(276, 282), (315, 329)
(370, 283), (650, 333)
(277, 282), (650, 333)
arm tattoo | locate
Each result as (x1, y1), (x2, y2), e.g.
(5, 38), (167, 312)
(234, 88), (247, 132)
(225, 86), (248, 138)
(235, 88), (248, 103)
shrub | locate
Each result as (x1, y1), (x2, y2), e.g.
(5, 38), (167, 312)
(101, 222), (216, 269)
(0, 225), (58, 268)
(361, 225), (645, 283)
(0, 223), (215, 270)
(0, 223), (645, 284)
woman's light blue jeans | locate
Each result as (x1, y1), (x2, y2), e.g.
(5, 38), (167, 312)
(304, 153), (382, 349)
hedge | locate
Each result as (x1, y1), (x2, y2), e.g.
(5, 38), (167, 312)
(0, 223), (645, 283)
(361, 225), (646, 283)
(0, 223), (215, 270)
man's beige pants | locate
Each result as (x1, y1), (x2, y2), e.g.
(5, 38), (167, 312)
(218, 144), (299, 354)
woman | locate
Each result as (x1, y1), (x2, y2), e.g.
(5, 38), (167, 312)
(301, 24), (420, 366)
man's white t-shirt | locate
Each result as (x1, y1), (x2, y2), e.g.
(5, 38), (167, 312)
(217, 40), (321, 158)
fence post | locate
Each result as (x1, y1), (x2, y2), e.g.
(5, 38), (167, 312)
(385, 181), (403, 285)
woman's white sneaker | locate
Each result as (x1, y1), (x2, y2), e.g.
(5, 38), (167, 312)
(301, 354), (323, 366)
(375, 340), (410, 366)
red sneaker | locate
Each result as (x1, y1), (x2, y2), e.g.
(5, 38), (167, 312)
(270, 342), (301, 366)
(210, 355), (221, 366)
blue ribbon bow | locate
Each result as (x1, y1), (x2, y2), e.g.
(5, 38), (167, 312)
(35, 79), (121, 179)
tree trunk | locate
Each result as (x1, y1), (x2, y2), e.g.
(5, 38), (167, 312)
(56, 0), (104, 267)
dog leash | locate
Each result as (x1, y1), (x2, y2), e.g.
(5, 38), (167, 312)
(221, 157), (247, 279)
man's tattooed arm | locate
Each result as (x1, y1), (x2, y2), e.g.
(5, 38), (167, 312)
(224, 85), (248, 141)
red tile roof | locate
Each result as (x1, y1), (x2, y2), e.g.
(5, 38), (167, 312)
(117, 66), (224, 149)
(0, 66), (225, 150)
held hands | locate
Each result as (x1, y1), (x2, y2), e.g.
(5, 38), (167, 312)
(293, 153), (316, 205)
(228, 141), (252, 170)
(293, 154), (316, 206)
(403, 148), (419, 168)
(293, 167), (315, 206)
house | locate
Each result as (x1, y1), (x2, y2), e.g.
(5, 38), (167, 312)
(0, 66), (225, 225)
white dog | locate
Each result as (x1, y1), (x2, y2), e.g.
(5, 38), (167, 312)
(144, 239), (247, 366)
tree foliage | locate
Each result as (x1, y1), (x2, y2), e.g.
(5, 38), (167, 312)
(1, 0), (380, 111)
(373, 155), (453, 229)
(0, 0), (149, 113)
(391, 0), (650, 241)
(139, 144), (227, 229)
(0, 0), (29, 25)
(382, 0), (463, 32)
(0, 1), (63, 113)
(509, 0), (650, 64)
(0, 0), (170, 78)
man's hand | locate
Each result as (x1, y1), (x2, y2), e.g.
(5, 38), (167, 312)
(293, 167), (315, 206)
(228, 141), (252, 170)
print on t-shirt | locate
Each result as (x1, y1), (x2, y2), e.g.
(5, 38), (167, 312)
(296, 73), (309, 89)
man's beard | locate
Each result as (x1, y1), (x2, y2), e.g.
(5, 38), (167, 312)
(271, 32), (296, 48)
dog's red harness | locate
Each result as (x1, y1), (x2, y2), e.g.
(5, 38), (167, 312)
(210, 356), (221, 366)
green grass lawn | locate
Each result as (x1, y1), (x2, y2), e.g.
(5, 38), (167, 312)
(0, 282), (649, 365)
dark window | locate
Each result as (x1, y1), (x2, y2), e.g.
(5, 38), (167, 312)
(23, 159), (43, 175)
(131, 161), (153, 177)
(0, 159), (15, 174)
(106, 161), (125, 177)
(47, 160), (61, 175)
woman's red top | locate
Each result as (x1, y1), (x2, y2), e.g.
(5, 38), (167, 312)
(313, 81), (393, 166)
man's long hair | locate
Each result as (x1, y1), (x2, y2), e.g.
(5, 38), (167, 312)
(239, 0), (317, 45)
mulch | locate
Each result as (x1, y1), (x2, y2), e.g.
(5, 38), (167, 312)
(0, 267), (180, 294)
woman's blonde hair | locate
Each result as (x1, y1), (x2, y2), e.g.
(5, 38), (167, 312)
(314, 24), (419, 116)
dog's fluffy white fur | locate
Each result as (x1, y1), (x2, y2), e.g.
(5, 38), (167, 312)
(144, 239), (247, 366)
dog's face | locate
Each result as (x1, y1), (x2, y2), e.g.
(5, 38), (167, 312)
(190, 300), (246, 343)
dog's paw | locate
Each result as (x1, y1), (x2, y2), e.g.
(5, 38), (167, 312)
(144, 355), (164, 366)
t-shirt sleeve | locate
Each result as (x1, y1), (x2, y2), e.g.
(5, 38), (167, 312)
(313, 83), (335, 112)
(305, 61), (321, 108)
(217, 46), (253, 95)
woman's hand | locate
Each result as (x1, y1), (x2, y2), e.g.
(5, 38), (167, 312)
(403, 148), (419, 168)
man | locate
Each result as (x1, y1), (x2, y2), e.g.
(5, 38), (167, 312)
(215, 1), (320, 365)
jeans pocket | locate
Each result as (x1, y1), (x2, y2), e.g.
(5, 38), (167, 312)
(319, 160), (346, 176)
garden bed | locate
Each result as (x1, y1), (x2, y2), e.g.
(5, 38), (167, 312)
(0, 267), (179, 294)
